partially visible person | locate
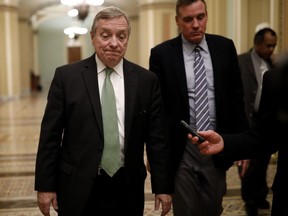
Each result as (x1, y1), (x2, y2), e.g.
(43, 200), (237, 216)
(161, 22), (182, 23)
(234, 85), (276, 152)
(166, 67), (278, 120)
(189, 57), (288, 216)
(238, 27), (277, 215)
(149, 0), (249, 215)
(35, 6), (172, 216)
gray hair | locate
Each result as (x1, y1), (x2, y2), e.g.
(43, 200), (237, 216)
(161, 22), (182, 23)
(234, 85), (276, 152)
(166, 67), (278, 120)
(90, 6), (131, 36)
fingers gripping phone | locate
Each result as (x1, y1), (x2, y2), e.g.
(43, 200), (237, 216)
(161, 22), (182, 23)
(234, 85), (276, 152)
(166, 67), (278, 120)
(180, 120), (206, 143)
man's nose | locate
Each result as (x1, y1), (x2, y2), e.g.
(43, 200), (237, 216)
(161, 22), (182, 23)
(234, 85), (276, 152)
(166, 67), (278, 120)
(192, 18), (200, 28)
(109, 36), (118, 46)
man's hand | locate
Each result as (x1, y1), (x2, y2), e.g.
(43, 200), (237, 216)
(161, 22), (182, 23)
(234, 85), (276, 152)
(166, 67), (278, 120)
(237, 159), (250, 178)
(188, 130), (224, 155)
(155, 194), (172, 216)
(37, 191), (58, 216)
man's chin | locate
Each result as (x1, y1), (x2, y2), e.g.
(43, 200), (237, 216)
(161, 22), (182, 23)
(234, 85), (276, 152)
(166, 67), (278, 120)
(189, 35), (203, 44)
(103, 57), (121, 67)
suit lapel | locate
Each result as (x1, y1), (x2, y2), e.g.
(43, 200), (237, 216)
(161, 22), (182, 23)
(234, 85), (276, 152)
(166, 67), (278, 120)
(172, 36), (190, 113)
(246, 54), (258, 82)
(123, 59), (137, 152)
(206, 35), (221, 82)
(206, 34), (225, 111)
(81, 54), (103, 135)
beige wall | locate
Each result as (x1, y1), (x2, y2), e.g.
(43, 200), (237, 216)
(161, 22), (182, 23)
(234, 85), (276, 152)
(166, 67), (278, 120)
(125, 16), (140, 64)
(138, 1), (177, 68)
(280, 0), (288, 52)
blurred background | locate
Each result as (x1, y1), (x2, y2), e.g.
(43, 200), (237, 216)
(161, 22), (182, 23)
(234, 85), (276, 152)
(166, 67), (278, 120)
(0, 0), (287, 99)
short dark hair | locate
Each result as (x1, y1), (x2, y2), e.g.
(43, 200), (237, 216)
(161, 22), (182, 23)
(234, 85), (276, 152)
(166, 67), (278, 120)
(176, 0), (207, 17)
(254, 28), (277, 45)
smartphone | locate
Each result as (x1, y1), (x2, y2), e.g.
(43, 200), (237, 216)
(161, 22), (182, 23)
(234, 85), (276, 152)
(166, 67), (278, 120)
(180, 120), (206, 143)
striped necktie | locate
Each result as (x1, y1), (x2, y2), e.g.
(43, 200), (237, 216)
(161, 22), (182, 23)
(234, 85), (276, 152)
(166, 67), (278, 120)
(194, 46), (211, 131)
(101, 68), (121, 177)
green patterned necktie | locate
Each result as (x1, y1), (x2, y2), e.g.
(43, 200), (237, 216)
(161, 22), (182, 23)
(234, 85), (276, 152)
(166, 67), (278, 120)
(101, 68), (121, 177)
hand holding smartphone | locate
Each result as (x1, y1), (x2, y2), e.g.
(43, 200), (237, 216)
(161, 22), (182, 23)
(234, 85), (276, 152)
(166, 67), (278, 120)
(180, 120), (206, 143)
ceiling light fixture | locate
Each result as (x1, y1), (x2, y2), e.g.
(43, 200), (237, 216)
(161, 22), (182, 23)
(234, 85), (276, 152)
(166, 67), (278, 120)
(61, 0), (104, 7)
(67, 9), (79, 17)
(64, 26), (88, 35)
(62, 0), (104, 38)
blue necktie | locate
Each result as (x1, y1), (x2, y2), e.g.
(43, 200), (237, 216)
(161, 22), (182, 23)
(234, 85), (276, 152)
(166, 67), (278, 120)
(101, 68), (121, 176)
(194, 46), (211, 131)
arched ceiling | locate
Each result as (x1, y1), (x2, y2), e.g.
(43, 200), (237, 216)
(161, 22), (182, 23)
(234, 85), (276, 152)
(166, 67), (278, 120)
(18, 0), (139, 19)
(17, 0), (139, 33)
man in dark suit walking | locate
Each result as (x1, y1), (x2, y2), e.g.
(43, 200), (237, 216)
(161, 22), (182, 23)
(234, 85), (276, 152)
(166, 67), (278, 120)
(238, 27), (277, 216)
(189, 57), (288, 216)
(149, 0), (248, 215)
(35, 6), (172, 216)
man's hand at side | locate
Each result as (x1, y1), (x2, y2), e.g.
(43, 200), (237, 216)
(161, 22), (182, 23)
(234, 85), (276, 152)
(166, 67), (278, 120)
(155, 194), (172, 216)
(37, 191), (58, 216)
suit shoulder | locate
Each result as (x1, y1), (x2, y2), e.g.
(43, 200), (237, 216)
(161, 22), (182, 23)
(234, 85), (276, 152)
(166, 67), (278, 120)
(56, 57), (92, 71)
(206, 33), (232, 42)
(206, 34), (236, 48)
(151, 37), (179, 51)
(54, 56), (95, 80)
(124, 59), (157, 78)
(238, 52), (251, 60)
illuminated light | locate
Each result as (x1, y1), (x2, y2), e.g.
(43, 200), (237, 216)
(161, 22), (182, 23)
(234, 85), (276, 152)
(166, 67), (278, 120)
(61, 0), (82, 6)
(64, 26), (88, 35)
(87, 0), (104, 6)
(61, 0), (104, 6)
(68, 33), (75, 39)
(68, 9), (79, 17)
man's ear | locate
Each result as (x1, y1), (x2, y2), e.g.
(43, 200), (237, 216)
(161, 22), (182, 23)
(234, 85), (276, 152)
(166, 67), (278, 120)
(90, 31), (94, 38)
(90, 32), (94, 45)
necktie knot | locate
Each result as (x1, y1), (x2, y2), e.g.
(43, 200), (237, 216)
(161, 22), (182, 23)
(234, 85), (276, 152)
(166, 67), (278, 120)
(194, 46), (201, 53)
(105, 68), (114, 77)
(194, 46), (203, 62)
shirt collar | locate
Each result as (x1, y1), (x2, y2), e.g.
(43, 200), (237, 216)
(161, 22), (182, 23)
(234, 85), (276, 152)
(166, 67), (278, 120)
(251, 48), (264, 64)
(182, 34), (208, 55)
(95, 54), (124, 78)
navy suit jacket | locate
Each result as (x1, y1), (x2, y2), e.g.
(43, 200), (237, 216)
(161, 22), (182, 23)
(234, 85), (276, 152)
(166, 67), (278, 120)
(35, 54), (173, 215)
(149, 34), (249, 173)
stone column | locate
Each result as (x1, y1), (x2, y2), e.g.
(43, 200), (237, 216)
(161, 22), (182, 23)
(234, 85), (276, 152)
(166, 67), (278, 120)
(19, 17), (33, 95)
(138, 0), (177, 68)
(0, 0), (21, 100)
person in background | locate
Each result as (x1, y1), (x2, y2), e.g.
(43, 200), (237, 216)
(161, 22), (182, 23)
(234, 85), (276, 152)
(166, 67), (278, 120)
(238, 27), (278, 216)
(35, 6), (172, 216)
(149, 0), (248, 215)
(189, 56), (288, 216)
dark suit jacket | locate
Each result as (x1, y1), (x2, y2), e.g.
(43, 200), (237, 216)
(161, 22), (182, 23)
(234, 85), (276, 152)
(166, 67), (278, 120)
(223, 60), (288, 216)
(238, 51), (258, 122)
(238, 50), (274, 124)
(149, 34), (249, 173)
(35, 54), (173, 215)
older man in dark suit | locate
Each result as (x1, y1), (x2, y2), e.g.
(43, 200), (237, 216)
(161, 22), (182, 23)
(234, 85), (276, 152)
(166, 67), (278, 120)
(35, 6), (172, 216)
(149, 0), (248, 215)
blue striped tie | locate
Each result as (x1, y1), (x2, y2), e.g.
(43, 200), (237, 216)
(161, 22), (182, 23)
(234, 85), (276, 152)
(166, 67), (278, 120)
(194, 46), (210, 131)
